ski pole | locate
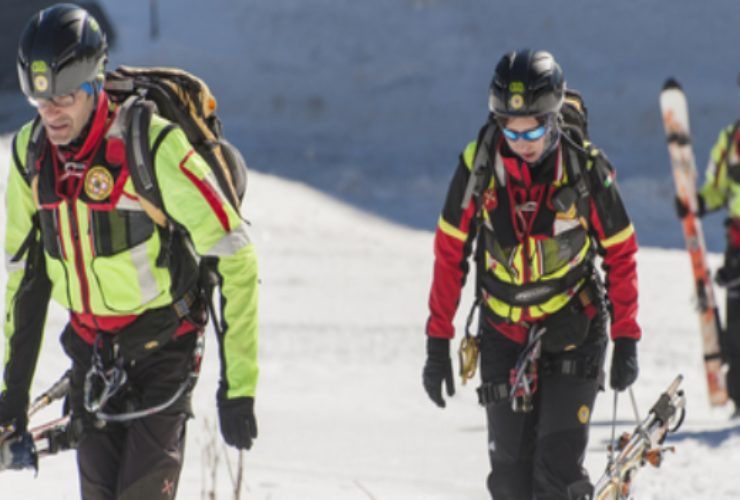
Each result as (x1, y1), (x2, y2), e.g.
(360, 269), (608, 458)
(607, 390), (618, 470)
(628, 386), (641, 426)
(28, 370), (71, 418)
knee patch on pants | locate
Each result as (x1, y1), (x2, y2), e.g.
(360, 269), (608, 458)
(487, 460), (534, 499)
(533, 428), (590, 499)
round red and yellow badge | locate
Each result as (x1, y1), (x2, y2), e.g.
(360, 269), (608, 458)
(33, 75), (49, 93)
(509, 94), (524, 110)
(483, 188), (497, 211)
(577, 404), (590, 424)
(84, 166), (114, 201)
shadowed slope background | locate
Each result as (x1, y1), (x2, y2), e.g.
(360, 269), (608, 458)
(2, 0), (739, 248)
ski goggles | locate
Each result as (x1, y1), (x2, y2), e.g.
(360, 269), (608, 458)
(28, 81), (95, 109)
(502, 124), (548, 142)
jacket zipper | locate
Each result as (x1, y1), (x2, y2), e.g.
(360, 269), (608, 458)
(68, 200), (92, 313)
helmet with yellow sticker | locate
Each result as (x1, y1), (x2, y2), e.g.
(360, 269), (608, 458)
(489, 49), (564, 118)
(17, 3), (108, 100)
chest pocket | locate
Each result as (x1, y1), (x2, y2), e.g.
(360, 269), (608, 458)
(539, 227), (588, 275)
(90, 209), (155, 257)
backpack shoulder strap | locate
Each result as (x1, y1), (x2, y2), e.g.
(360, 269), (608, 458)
(559, 132), (593, 220)
(115, 96), (175, 228)
(461, 122), (500, 213)
(24, 117), (46, 185)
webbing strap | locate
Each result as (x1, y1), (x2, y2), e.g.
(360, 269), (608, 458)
(477, 382), (509, 405)
(478, 354), (600, 407)
(461, 123), (498, 210)
(24, 117), (46, 185)
(172, 288), (198, 319)
(479, 261), (589, 307)
(541, 357), (600, 379)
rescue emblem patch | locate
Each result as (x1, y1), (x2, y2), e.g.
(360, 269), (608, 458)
(84, 166), (114, 201)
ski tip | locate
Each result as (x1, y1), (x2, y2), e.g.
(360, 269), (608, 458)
(663, 78), (682, 91)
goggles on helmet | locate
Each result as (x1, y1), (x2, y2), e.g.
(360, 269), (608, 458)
(27, 81), (94, 109)
(501, 124), (549, 142)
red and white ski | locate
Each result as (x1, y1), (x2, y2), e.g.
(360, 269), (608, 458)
(660, 78), (728, 406)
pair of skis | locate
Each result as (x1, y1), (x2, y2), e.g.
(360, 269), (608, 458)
(660, 80), (729, 406)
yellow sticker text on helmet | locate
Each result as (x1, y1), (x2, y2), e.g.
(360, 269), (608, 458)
(577, 404), (590, 424)
(31, 60), (48, 74)
(509, 81), (525, 93)
(509, 94), (524, 110)
(84, 166), (115, 201)
(88, 17), (100, 33)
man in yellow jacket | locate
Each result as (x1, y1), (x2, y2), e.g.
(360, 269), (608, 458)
(0, 4), (259, 497)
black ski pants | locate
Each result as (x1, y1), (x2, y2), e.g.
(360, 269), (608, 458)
(479, 296), (607, 500)
(61, 324), (198, 500)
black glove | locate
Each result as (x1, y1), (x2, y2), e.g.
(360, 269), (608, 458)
(218, 397), (257, 450)
(422, 337), (455, 408)
(610, 338), (639, 391)
(716, 247), (740, 288)
(674, 195), (705, 219)
(0, 391), (28, 437)
(0, 431), (38, 472)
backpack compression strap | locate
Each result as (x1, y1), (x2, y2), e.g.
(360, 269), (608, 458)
(559, 132), (592, 221)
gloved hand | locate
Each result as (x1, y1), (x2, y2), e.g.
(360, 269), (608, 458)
(610, 338), (639, 391)
(674, 194), (704, 219)
(716, 247), (740, 288)
(422, 337), (455, 408)
(218, 396), (257, 450)
(0, 431), (38, 472)
(0, 391), (28, 438)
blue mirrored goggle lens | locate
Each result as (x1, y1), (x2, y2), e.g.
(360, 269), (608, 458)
(502, 125), (547, 142)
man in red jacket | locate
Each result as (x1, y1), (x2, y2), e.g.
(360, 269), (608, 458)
(422, 49), (640, 499)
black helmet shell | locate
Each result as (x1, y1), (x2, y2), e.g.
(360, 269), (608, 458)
(489, 50), (564, 118)
(17, 3), (108, 99)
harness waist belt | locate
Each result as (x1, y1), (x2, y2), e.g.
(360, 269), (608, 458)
(479, 262), (589, 307)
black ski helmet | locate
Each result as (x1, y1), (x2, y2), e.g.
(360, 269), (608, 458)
(489, 50), (564, 118)
(17, 3), (108, 100)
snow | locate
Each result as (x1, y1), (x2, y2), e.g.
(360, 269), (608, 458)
(2, 0), (740, 498)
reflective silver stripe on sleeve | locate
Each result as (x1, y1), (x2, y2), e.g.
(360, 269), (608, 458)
(205, 224), (251, 257)
(5, 253), (26, 274)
